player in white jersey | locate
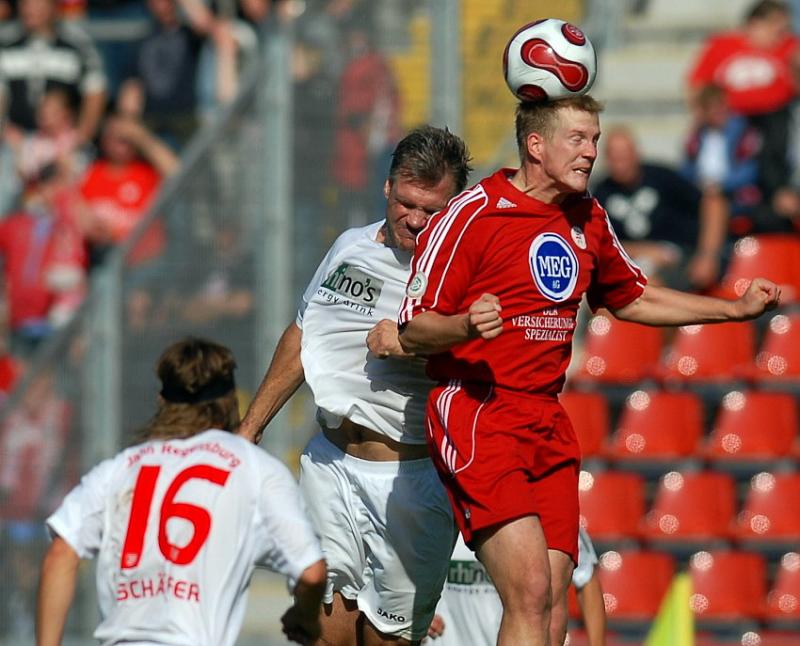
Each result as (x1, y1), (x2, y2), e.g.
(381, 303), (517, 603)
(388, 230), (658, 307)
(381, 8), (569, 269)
(239, 126), (473, 645)
(36, 338), (326, 646)
(427, 528), (606, 646)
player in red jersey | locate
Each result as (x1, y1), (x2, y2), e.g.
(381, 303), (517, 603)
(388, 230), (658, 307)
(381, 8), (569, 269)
(369, 95), (781, 646)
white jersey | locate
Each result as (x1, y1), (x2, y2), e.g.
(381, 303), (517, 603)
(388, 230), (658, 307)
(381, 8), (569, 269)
(434, 528), (598, 646)
(298, 221), (433, 443)
(46, 430), (323, 646)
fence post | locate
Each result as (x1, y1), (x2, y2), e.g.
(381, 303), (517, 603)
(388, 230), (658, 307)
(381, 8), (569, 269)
(430, 0), (462, 135)
(255, 20), (294, 460)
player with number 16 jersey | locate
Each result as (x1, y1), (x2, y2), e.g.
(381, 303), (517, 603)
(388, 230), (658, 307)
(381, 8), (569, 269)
(38, 339), (325, 646)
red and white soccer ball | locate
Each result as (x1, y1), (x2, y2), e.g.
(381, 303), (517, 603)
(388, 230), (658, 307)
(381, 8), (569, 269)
(502, 18), (597, 103)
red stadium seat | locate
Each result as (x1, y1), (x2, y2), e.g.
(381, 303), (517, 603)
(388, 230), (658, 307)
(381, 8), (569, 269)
(735, 473), (800, 545)
(578, 470), (645, 542)
(560, 391), (610, 459)
(575, 312), (663, 385)
(597, 550), (676, 621)
(755, 312), (800, 383)
(705, 391), (798, 464)
(607, 390), (703, 462)
(766, 552), (800, 623)
(642, 471), (736, 544)
(717, 234), (800, 305)
(689, 550), (767, 621)
(661, 321), (756, 382)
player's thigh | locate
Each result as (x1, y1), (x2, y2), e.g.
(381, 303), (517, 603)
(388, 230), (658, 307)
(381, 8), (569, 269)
(359, 615), (421, 646)
(548, 548), (574, 602)
(315, 592), (360, 646)
(300, 434), (367, 602)
(358, 461), (456, 642)
(474, 515), (551, 610)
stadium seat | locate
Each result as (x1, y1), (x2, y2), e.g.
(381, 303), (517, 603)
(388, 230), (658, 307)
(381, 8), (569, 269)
(574, 312), (663, 385)
(716, 234), (800, 305)
(735, 473), (800, 548)
(689, 550), (767, 622)
(597, 550), (676, 622)
(766, 552), (800, 624)
(642, 471), (736, 548)
(560, 391), (610, 459)
(661, 321), (756, 383)
(755, 312), (800, 384)
(578, 470), (645, 544)
(705, 391), (798, 467)
(606, 390), (704, 465)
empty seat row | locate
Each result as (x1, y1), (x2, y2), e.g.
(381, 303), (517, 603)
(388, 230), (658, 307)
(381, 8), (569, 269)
(580, 470), (800, 547)
(573, 310), (800, 385)
(561, 389), (800, 464)
(568, 549), (800, 625)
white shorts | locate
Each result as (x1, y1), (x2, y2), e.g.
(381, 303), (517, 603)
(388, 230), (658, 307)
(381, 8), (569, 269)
(299, 432), (456, 641)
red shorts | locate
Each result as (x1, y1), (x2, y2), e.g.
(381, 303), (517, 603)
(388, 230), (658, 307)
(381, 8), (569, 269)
(426, 381), (581, 563)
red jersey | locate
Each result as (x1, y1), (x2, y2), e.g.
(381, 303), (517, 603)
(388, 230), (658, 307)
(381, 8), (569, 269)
(80, 160), (165, 265)
(399, 169), (646, 395)
(688, 32), (800, 115)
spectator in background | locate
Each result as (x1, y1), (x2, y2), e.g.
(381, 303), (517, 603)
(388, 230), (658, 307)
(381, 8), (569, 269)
(0, 366), (72, 641)
(0, 0), (107, 142)
(593, 127), (728, 291)
(687, 0), (800, 120)
(682, 84), (763, 237)
(332, 12), (401, 228)
(117, 0), (240, 148)
(0, 165), (87, 358)
(77, 112), (178, 267)
(3, 87), (91, 192)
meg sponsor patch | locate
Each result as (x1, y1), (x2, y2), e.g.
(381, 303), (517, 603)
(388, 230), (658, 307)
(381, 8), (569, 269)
(528, 233), (579, 302)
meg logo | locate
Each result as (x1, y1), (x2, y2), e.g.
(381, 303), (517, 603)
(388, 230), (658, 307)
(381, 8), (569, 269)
(529, 233), (579, 302)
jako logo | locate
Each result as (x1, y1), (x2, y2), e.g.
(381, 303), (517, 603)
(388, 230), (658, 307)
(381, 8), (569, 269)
(321, 263), (384, 307)
(377, 608), (406, 623)
(528, 233), (579, 302)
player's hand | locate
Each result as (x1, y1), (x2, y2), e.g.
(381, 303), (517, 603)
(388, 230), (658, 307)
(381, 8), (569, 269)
(427, 613), (445, 639)
(467, 293), (503, 340)
(280, 604), (321, 645)
(734, 277), (781, 320)
(367, 319), (413, 359)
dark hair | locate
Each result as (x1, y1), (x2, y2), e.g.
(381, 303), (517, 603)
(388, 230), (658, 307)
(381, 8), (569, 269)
(138, 337), (239, 442)
(389, 125), (473, 194)
(515, 95), (604, 161)
(746, 0), (789, 22)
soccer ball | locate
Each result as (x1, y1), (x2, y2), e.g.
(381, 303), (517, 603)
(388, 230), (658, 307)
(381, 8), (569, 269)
(502, 18), (597, 102)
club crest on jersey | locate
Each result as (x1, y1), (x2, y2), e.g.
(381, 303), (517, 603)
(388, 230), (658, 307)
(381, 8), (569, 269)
(570, 225), (587, 249)
(406, 271), (428, 298)
(529, 233), (579, 302)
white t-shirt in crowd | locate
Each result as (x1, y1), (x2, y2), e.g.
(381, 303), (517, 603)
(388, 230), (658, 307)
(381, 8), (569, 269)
(433, 528), (599, 646)
(298, 221), (433, 444)
(47, 429), (323, 646)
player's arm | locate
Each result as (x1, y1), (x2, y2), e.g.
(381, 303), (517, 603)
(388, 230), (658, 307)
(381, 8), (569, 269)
(399, 293), (503, 355)
(239, 322), (304, 444)
(610, 279), (780, 326)
(281, 559), (326, 644)
(576, 570), (607, 646)
(36, 536), (80, 646)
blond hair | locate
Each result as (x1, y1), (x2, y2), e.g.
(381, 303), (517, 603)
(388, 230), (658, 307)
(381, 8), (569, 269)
(515, 95), (604, 161)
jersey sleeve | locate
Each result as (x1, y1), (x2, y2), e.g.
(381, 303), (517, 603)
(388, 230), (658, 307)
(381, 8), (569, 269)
(45, 457), (118, 559)
(254, 454), (323, 591)
(586, 207), (647, 312)
(398, 189), (488, 325)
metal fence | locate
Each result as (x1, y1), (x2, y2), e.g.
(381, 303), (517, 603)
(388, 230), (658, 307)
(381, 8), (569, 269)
(0, 2), (588, 643)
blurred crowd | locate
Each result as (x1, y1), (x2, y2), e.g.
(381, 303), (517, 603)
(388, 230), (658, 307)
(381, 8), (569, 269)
(591, 0), (800, 294)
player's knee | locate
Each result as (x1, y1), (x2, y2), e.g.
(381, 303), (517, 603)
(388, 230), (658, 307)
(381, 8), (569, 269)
(499, 569), (552, 618)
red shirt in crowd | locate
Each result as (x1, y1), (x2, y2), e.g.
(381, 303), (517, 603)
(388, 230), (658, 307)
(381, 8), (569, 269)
(79, 159), (165, 265)
(688, 31), (800, 115)
(399, 169), (647, 395)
